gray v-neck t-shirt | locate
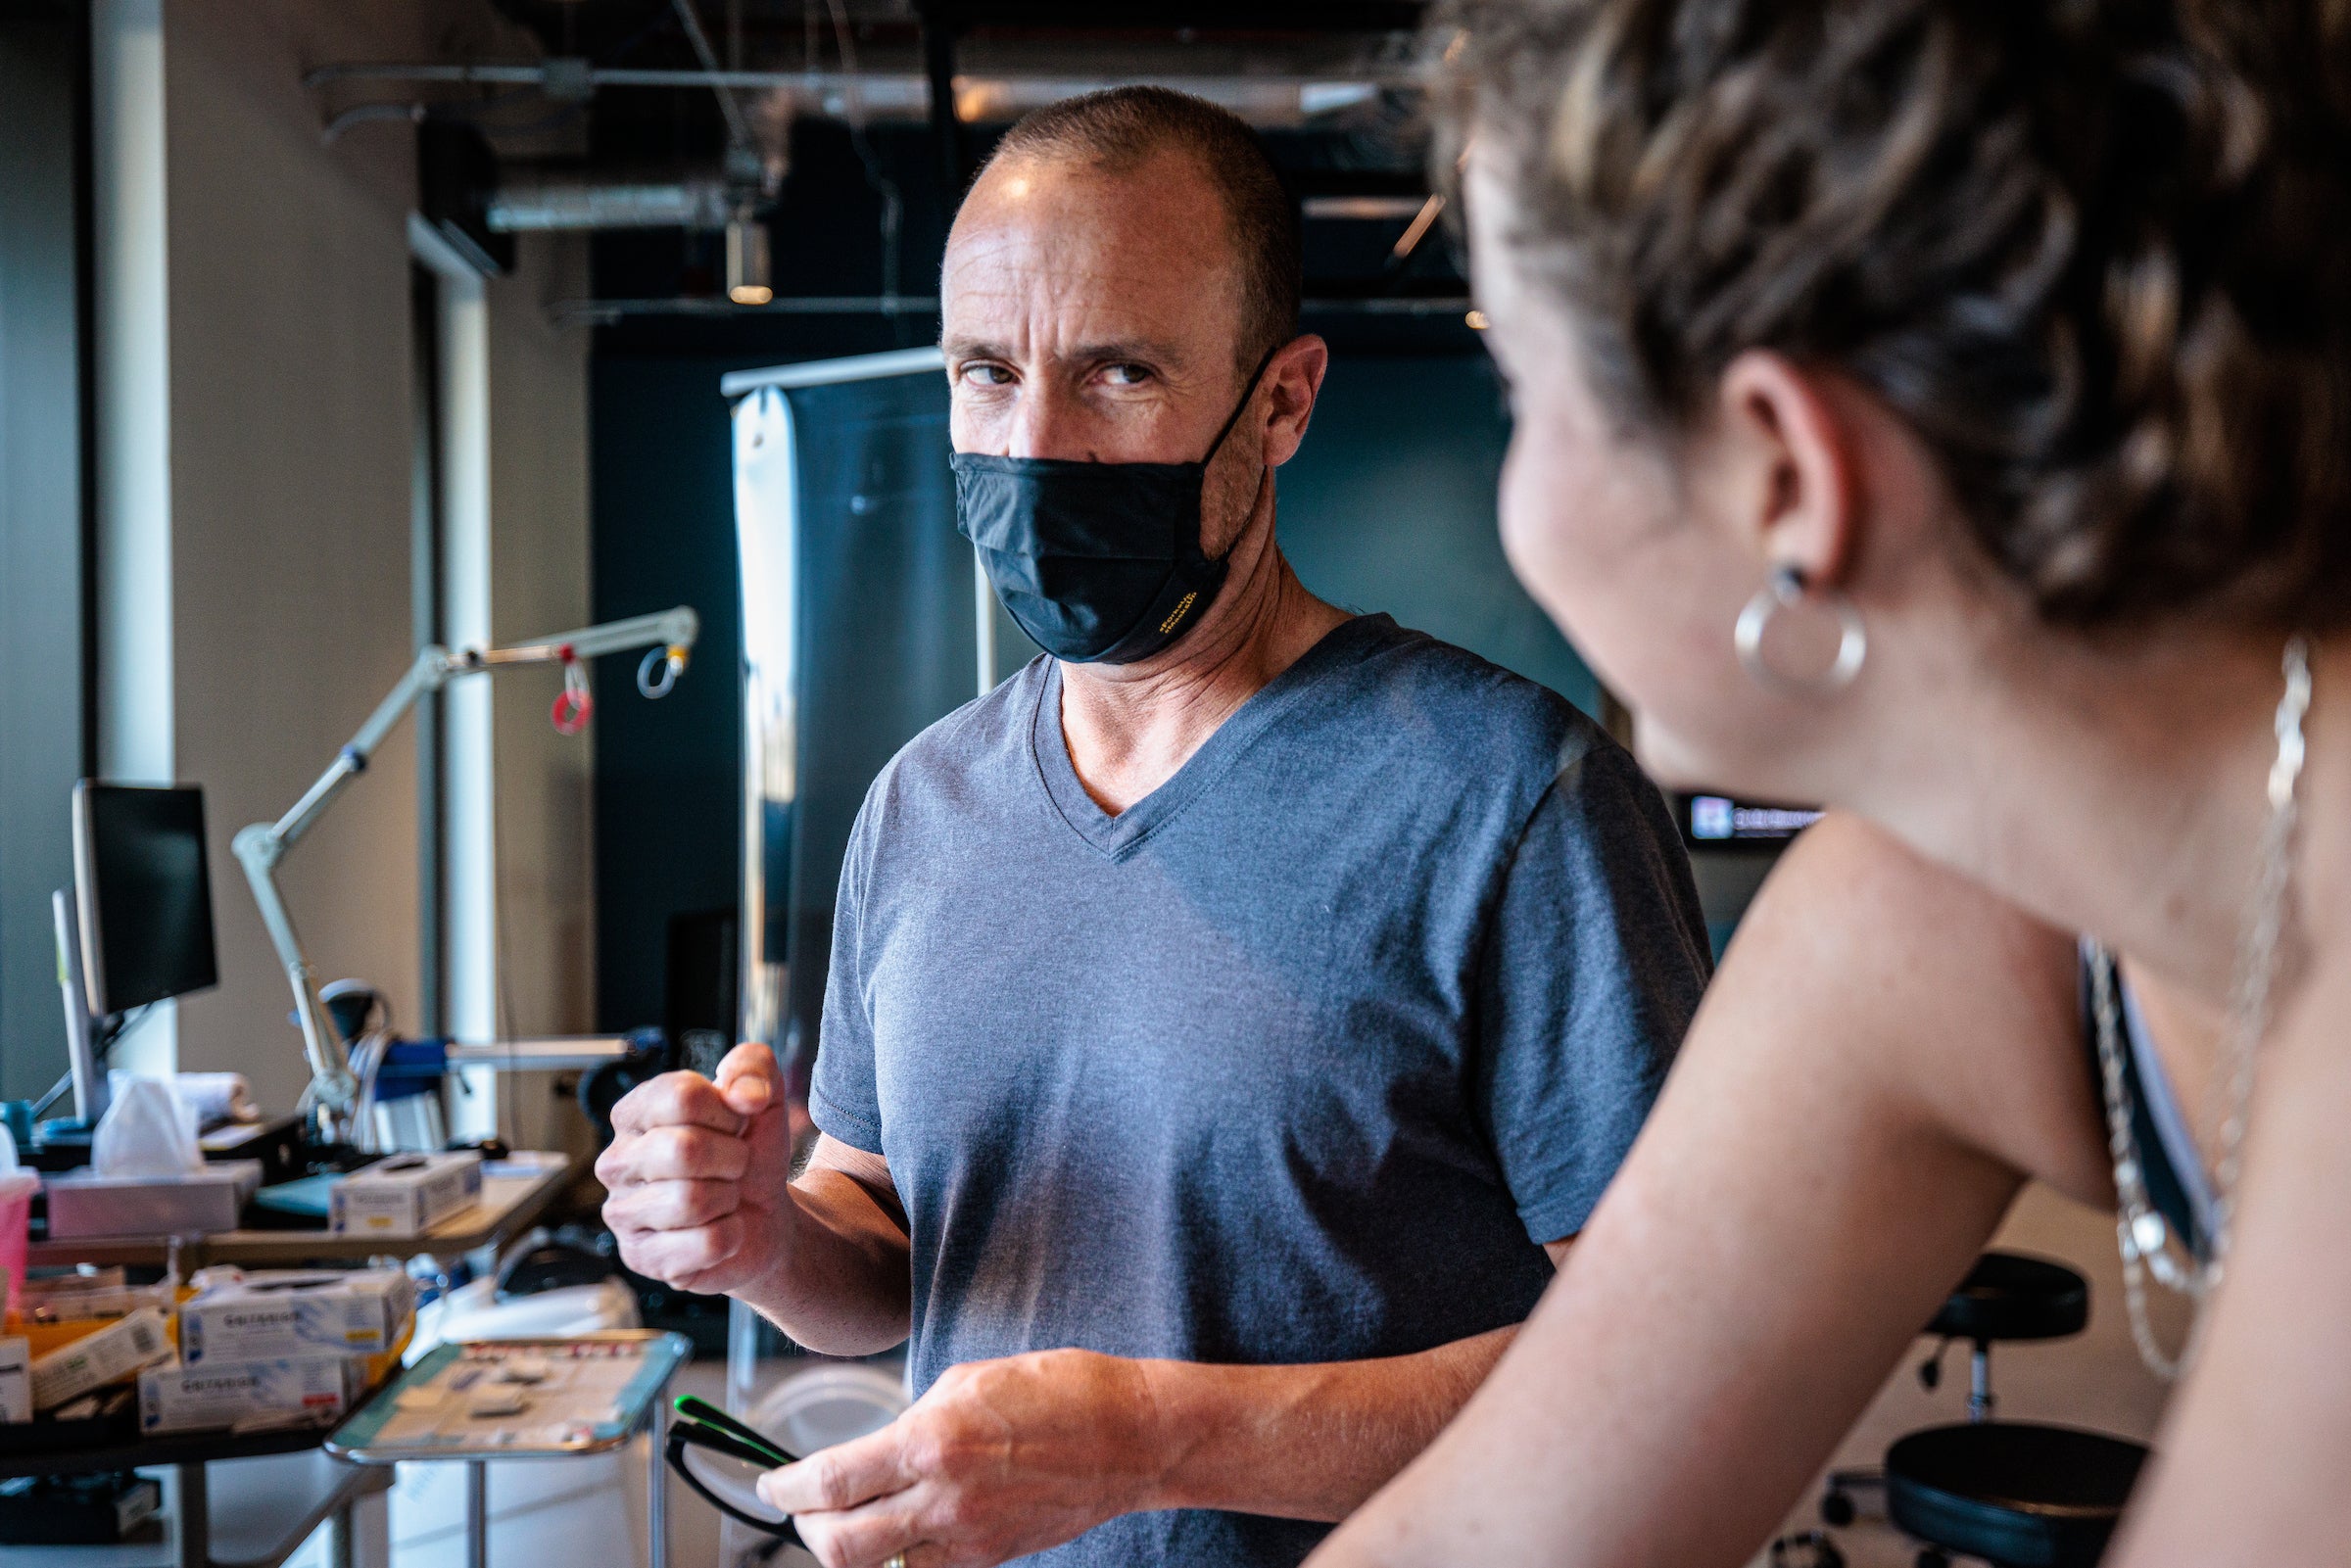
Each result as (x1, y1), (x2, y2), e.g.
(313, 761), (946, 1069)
(810, 613), (1710, 1566)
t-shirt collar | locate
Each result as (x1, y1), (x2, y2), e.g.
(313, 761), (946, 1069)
(1030, 613), (1393, 860)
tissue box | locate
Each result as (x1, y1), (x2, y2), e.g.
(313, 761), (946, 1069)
(180, 1270), (416, 1363)
(138, 1355), (358, 1435)
(0, 1337), (28, 1423)
(329, 1151), (482, 1238)
(43, 1163), (264, 1240)
(30, 1306), (171, 1410)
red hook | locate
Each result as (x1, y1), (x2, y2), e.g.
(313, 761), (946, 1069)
(551, 687), (594, 735)
(551, 644), (593, 735)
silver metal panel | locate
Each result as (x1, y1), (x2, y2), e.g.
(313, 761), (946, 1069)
(729, 350), (1006, 1067)
(719, 346), (944, 398)
(732, 386), (799, 1052)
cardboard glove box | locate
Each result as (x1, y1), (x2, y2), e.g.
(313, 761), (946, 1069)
(180, 1270), (416, 1363)
(0, 1338), (27, 1423)
(44, 1163), (264, 1240)
(138, 1355), (360, 1435)
(29, 1307), (172, 1410)
(329, 1151), (482, 1238)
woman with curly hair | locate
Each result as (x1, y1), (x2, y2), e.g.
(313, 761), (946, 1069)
(1309, 2), (2351, 1563)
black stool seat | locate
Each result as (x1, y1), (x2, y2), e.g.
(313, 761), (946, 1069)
(1927, 1253), (2088, 1344)
(1886, 1422), (2148, 1568)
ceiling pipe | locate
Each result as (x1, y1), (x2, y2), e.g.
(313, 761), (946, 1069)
(485, 177), (740, 232)
(549, 293), (1470, 327)
(303, 62), (1417, 126)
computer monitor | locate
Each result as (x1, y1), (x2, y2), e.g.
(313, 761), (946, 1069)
(72, 782), (219, 1017)
(1676, 791), (1825, 851)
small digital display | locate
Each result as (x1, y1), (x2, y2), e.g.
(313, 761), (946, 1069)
(72, 783), (219, 1016)
(1680, 793), (1824, 847)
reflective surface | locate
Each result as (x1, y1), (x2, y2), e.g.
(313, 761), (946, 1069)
(732, 387), (799, 1055)
(730, 358), (1022, 1071)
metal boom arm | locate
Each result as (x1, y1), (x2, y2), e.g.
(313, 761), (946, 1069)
(232, 606), (697, 1118)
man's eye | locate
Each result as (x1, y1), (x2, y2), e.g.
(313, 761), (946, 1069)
(1102, 363), (1153, 386)
(961, 363), (1014, 387)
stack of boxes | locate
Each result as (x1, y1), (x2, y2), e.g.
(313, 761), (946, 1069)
(0, 1153), (477, 1440)
(5, 1276), (181, 1426)
(0, 1147), (482, 1439)
(28, 1307), (173, 1416)
(0, 1268), (414, 1436)
(138, 1270), (415, 1434)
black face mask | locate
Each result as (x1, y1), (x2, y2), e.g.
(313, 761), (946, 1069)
(952, 343), (1280, 665)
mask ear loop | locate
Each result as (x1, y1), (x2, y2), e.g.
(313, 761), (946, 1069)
(1198, 339), (1289, 466)
(1188, 338), (1291, 578)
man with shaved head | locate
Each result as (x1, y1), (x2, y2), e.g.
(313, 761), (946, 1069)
(600, 87), (1709, 1568)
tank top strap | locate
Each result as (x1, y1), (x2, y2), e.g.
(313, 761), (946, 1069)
(2079, 943), (2212, 1261)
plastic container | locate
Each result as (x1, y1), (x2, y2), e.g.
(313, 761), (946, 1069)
(0, 1125), (38, 1320)
(745, 1362), (908, 1457)
(674, 1363), (906, 1545)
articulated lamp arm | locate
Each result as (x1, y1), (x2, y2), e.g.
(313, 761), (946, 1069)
(232, 606), (698, 1122)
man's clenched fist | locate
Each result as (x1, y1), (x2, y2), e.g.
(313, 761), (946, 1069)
(597, 1042), (795, 1296)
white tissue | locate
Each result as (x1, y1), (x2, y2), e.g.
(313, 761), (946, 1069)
(184, 1071), (259, 1126)
(92, 1075), (204, 1177)
(108, 1070), (258, 1131)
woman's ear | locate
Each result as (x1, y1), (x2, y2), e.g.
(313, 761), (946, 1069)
(1710, 350), (1860, 588)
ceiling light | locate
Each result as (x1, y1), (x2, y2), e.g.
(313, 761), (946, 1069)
(726, 212), (771, 307)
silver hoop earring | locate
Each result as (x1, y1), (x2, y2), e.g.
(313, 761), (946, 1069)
(1734, 564), (1867, 694)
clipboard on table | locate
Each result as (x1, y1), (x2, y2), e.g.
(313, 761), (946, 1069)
(329, 1331), (691, 1462)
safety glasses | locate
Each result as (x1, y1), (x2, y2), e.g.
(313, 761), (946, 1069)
(664, 1394), (803, 1543)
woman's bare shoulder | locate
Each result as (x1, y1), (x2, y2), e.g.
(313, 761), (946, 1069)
(1727, 811), (2113, 1204)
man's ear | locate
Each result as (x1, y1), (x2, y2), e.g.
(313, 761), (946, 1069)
(1712, 351), (1860, 588)
(1261, 335), (1329, 468)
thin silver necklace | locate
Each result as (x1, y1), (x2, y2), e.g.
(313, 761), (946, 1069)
(2092, 636), (2312, 1381)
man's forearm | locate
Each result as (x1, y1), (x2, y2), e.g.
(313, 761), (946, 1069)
(736, 1167), (913, 1356)
(1137, 1326), (1520, 1523)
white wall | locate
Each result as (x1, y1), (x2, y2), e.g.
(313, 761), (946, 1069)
(120, 0), (595, 1115)
(433, 226), (598, 1155)
(89, 0), (177, 1075)
(488, 233), (597, 1043)
(485, 234), (597, 1159)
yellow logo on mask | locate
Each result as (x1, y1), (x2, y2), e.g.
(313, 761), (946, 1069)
(1157, 593), (1198, 636)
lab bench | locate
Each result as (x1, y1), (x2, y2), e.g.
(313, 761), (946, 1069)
(2, 1152), (581, 1568)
